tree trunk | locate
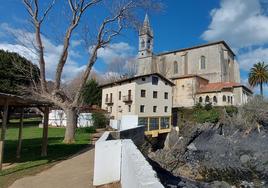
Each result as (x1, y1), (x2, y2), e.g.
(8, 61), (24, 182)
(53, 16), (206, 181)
(16, 108), (24, 159)
(0, 100), (9, 170)
(260, 82), (263, 96)
(41, 107), (49, 157)
(63, 108), (77, 144)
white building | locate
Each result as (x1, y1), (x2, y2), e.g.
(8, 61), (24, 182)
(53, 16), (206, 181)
(48, 110), (93, 128)
(101, 73), (174, 137)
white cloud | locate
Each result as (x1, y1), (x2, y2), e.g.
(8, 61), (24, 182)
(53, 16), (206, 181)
(0, 23), (85, 81)
(202, 0), (268, 96)
(202, 0), (268, 48)
(97, 42), (135, 65)
(238, 47), (268, 70)
(71, 39), (82, 48)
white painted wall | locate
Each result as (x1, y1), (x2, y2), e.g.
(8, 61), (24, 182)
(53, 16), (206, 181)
(101, 74), (173, 120)
(93, 131), (164, 187)
(48, 110), (93, 127)
(93, 132), (122, 186)
(110, 119), (120, 130)
(121, 140), (164, 188)
(120, 115), (138, 130)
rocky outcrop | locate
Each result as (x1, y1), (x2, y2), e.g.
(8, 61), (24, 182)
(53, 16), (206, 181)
(149, 123), (268, 187)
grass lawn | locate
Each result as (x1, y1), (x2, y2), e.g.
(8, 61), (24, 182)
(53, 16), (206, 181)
(0, 124), (94, 188)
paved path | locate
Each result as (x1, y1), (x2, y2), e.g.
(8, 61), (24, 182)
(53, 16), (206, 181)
(9, 147), (95, 188)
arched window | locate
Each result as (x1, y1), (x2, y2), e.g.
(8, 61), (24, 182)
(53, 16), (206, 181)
(205, 96), (210, 103)
(147, 39), (151, 49)
(141, 40), (145, 48)
(200, 56), (206, 70)
(213, 96), (217, 103)
(223, 95), (226, 102)
(174, 61), (178, 74)
(199, 97), (203, 103)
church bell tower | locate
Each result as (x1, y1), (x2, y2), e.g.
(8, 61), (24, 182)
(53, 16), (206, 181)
(138, 14), (153, 59)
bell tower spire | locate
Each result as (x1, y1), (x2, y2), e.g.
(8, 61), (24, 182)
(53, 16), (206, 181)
(138, 14), (153, 59)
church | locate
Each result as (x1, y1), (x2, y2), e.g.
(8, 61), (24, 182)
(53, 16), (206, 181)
(137, 14), (253, 108)
(100, 14), (254, 134)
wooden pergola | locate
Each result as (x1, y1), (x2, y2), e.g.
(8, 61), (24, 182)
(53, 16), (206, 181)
(0, 92), (53, 170)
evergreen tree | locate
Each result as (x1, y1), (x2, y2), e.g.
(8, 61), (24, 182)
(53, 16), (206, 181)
(0, 50), (39, 94)
(248, 62), (268, 96)
(81, 79), (101, 106)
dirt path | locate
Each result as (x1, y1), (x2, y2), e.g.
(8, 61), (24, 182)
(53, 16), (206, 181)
(9, 147), (95, 188)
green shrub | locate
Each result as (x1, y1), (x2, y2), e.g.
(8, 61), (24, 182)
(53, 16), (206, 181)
(193, 102), (203, 110)
(204, 103), (213, 111)
(225, 106), (238, 117)
(76, 126), (96, 134)
(193, 108), (220, 124)
(92, 112), (108, 128)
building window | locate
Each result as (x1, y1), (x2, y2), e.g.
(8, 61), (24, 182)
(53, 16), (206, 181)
(173, 61), (178, 74)
(228, 96), (231, 103)
(153, 106), (157, 113)
(142, 77), (146, 81)
(231, 96), (233, 104)
(128, 105), (131, 112)
(141, 90), (146, 97)
(149, 117), (159, 131)
(140, 105), (145, 113)
(200, 56), (206, 70)
(147, 39), (151, 49)
(152, 76), (159, 85)
(213, 96), (217, 103)
(164, 92), (168, 99)
(223, 95), (226, 102)
(119, 91), (121, 100)
(110, 93), (113, 101)
(141, 39), (145, 48)
(164, 106), (168, 112)
(138, 117), (148, 127)
(161, 117), (169, 129)
(205, 96), (210, 103)
(106, 94), (108, 102)
(153, 91), (158, 98)
(199, 97), (203, 103)
(109, 106), (112, 113)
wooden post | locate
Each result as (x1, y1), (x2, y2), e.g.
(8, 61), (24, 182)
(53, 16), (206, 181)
(0, 100), (9, 170)
(41, 107), (49, 157)
(16, 108), (24, 159)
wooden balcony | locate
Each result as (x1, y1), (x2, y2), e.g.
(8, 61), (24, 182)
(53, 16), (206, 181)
(122, 95), (133, 103)
(105, 98), (113, 105)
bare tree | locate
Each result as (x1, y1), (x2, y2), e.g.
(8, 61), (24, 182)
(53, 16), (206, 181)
(105, 57), (138, 82)
(21, 0), (162, 143)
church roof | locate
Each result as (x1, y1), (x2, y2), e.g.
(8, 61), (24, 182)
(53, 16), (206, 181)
(157, 41), (236, 57)
(144, 13), (150, 26)
(197, 82), (252, 94)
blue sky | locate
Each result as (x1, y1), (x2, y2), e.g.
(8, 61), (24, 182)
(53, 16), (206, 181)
(1, 0), (268, 95)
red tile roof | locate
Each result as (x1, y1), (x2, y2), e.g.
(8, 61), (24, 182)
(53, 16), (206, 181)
(197, 82), (251, 93)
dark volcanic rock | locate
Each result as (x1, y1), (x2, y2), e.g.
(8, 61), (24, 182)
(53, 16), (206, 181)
(149, 124), (268, 186)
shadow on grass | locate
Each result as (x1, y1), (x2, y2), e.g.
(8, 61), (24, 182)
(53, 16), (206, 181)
(1, 144), (93, 177)
(4, 137), (90, 163)
(2, 138), (91, 176)
(0, 125), (93, 177)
